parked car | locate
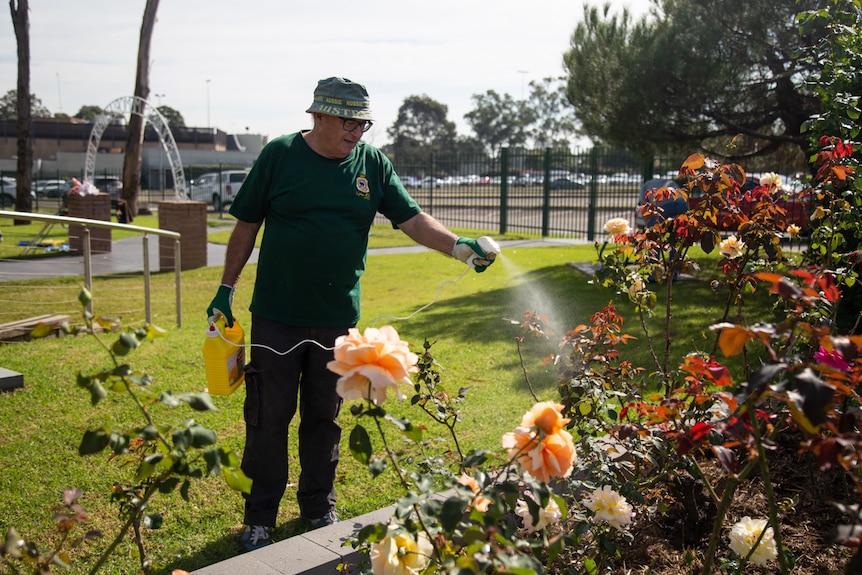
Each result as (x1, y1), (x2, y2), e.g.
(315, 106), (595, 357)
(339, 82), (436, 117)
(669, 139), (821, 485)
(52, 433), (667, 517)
(399, 175), (420, 188)
(635, 176), (811, 231)
(549, 177), (585, 190)
(419, 176), (444, 188)
(0, 176), (15, 195)
(0, 181), (37, 208)
(33, 179), (72, 198)
(0, 188), (14, 208)
(92, 176), (123, 200)
(189, 170), (249, 211)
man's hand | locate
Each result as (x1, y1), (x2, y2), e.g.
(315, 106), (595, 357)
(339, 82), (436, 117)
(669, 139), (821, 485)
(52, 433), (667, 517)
(207, 284), (235, 327)
(452, 236), (500, 272)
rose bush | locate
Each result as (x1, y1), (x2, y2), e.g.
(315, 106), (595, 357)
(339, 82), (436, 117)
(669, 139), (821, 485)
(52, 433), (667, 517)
(328, 127), (861, 575)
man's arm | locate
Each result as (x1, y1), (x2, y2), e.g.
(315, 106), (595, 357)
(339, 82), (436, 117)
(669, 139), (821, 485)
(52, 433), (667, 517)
(220, 219), (263, 286)
(396, 212), (458, 256)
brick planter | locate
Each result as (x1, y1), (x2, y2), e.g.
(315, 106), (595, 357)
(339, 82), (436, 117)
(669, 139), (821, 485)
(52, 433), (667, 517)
(67, 193), (112, 254)
(157, 200), (207, 271)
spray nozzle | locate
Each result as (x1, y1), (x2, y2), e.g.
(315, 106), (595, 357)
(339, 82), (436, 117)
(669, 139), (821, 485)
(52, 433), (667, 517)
(467, 236), (502, 268)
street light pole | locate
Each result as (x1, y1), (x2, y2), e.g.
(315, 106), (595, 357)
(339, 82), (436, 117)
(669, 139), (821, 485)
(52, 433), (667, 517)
(517, 70), (528, 100)
(155, 94), (166, 194)
(206, 79), (211, 128)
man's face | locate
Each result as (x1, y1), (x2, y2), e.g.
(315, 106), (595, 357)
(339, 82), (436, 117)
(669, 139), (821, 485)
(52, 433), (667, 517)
(314, 114), (370, 159)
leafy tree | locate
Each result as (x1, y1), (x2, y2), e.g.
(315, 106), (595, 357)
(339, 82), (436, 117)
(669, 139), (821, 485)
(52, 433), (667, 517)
(799, 0), (862, 147)
(0, 89), (51, 120)
(525, 77), (580, 149)
(156, 104), (185, 127)
(563, 0), (825, 161)
(464, 90), (534, 154)
(122, 0), (159, 217)
(74, 104), (106, 122)
(387, 95), (457, 165)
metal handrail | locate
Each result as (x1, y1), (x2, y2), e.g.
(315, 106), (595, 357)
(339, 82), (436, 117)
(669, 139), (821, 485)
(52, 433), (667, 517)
(0, 210), (183, 327)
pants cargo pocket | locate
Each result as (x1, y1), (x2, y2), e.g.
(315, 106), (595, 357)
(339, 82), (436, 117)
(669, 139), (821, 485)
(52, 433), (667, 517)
(243, 364), (261, 427)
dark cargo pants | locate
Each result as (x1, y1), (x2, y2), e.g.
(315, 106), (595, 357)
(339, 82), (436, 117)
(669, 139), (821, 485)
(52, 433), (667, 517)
(241, 315), (349, 527)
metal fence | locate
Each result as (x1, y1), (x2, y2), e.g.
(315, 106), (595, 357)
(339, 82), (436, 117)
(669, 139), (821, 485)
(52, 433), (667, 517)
(5, 147), (806, 242)
(387, 147), (671, 241)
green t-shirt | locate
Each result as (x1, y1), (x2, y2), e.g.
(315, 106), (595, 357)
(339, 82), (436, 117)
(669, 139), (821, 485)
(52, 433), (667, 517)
(229, 132), (421, 327)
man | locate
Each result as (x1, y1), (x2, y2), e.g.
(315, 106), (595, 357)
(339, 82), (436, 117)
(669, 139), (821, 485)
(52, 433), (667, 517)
(206, 77), (497, 553)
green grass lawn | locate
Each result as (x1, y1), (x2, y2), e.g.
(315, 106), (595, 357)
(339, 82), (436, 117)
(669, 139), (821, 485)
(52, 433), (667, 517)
(0, 230), (784, 574)
(1, 212), (538, 259)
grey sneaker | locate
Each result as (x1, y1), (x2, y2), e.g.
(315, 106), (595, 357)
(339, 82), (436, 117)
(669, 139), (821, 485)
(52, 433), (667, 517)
(240, 525), (272, 552)
(306, 510), (340, 530)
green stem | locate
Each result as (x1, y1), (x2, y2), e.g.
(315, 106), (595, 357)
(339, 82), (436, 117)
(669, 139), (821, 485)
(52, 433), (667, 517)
(372, 412), (408, 490)
(87, 511), (136, 575)
(636, 303), (663, 379)
(516, 339), (540, 403)
(87, 484), (158, 575)
(686, 455), (721, 508)
(371, 408), (444, 564)
(748, 401), (789, 574)
(700, 454), (760, 575)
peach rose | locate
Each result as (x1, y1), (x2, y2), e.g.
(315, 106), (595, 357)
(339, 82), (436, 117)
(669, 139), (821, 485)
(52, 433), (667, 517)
(502, 402), (576, 483)
(327, 326), (418, 404)
(604, 217), (631, 237)
(457, 473), (492, 512)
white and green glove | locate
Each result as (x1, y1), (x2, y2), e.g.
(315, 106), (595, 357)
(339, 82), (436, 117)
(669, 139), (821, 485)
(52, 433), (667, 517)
(452, 236), (501, 272)
(206, 284), (235, 327)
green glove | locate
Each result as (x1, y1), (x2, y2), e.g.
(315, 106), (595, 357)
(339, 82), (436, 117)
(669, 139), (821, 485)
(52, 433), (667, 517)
(452, 236), (500, 273)
(207, 284), (235, 327)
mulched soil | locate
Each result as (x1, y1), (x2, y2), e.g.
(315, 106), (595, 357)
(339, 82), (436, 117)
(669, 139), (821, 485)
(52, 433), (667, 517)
(552, 433), (857, 574)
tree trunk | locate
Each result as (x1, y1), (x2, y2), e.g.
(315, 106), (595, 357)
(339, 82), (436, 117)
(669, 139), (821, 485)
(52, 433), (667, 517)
(10, 0), (32, 225)
(121, 0), (160, 218)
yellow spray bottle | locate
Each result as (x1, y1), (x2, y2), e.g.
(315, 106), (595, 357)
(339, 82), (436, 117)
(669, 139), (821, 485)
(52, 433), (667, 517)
(203, 315), (246, 395)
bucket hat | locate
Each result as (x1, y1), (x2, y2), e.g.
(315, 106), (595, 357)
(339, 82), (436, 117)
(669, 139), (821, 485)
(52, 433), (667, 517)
(305, 77), (374, 120)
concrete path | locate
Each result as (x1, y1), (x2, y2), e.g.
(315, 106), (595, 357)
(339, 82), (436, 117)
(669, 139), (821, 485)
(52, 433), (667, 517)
(0, 236), (587, 282)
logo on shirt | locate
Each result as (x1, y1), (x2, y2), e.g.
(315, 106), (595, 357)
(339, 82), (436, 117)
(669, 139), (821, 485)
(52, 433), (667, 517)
(355, 175), (370, 200)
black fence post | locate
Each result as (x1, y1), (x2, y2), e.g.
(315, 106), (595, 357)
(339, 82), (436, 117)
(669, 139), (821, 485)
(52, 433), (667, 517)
(500, 147), (509, 235)
(642, 156), (655, 183)
(542, 148), (551, 237)
(428, 153), (435, 214)
(587, 147), (600, 242)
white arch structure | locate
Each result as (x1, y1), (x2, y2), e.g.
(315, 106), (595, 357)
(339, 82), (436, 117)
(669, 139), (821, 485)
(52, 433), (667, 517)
(85, 96), (188, 199)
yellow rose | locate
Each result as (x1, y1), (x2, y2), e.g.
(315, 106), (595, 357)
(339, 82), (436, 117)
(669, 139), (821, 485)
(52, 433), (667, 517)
(760, 172), (782, 188)
(370, 527), (433, 575)
(728, 517), (778, 566)
(719, 235), (743, 259)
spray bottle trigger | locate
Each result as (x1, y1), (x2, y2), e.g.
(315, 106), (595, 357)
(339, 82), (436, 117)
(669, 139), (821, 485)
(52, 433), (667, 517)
(477, 236), (502, 260)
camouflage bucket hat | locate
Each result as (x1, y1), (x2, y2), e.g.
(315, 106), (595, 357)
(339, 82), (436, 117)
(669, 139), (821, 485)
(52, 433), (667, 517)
(305, 77), (374, 121)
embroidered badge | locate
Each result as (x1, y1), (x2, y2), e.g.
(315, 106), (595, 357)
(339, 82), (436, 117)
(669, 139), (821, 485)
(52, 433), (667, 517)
(355, 175), (370, 200)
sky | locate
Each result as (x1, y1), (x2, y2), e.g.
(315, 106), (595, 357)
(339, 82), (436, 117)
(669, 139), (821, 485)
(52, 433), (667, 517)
(1, 0), (653, 148)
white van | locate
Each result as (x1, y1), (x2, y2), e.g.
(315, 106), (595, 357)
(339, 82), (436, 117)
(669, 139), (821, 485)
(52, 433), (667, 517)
(189, 170), (249, 211)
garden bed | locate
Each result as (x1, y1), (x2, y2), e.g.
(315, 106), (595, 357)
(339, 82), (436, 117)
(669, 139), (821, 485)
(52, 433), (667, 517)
(554, 432), (853, 573)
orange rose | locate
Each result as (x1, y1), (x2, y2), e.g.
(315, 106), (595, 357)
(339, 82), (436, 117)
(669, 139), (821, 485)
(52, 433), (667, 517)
(521, 401), (569, 435)
(327, 326), (418, 404)
(502, 402), (576, 483)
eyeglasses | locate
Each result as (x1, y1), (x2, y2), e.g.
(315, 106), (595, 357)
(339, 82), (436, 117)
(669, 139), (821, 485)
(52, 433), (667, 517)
(340, 117), (373, 133)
